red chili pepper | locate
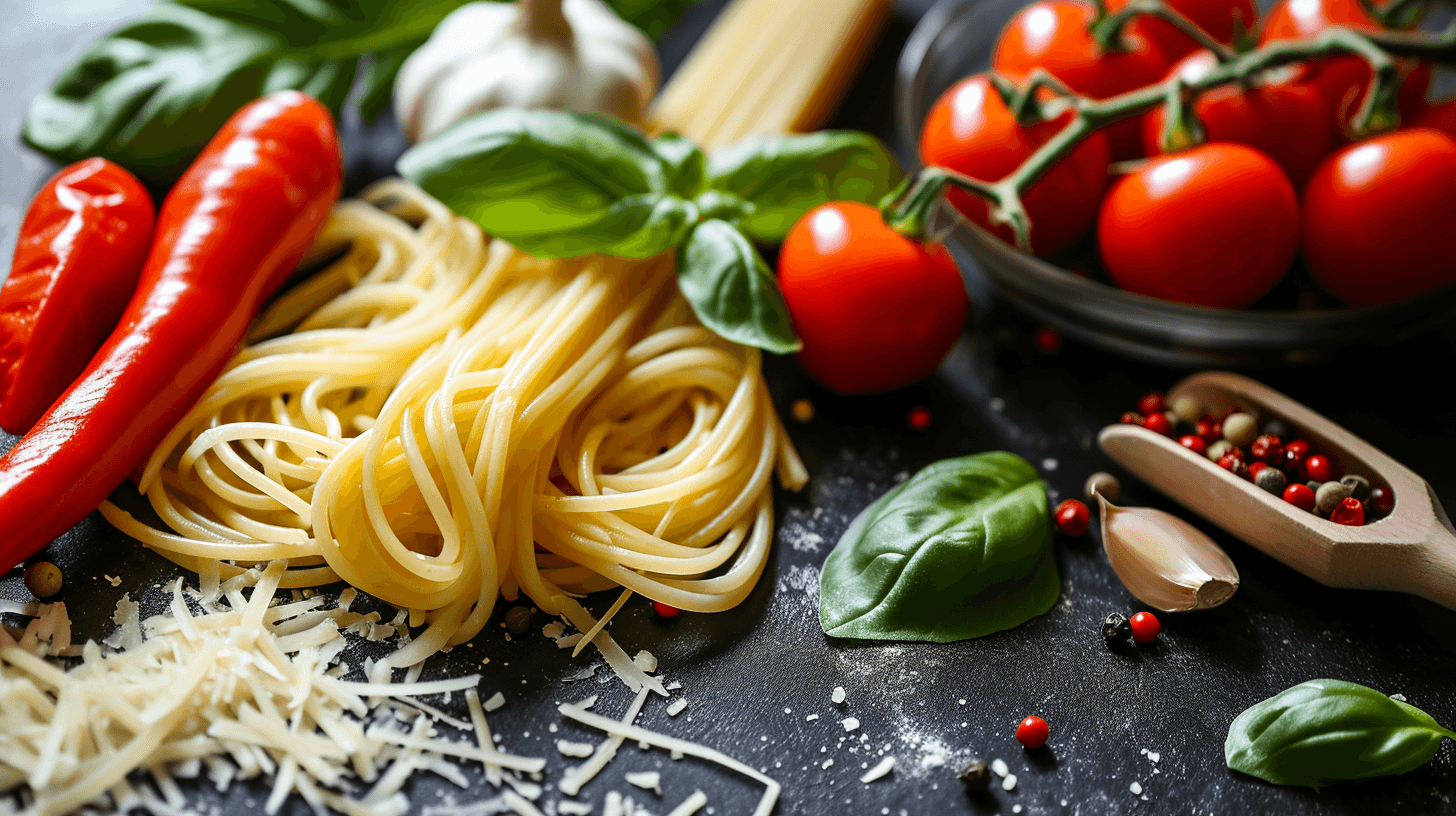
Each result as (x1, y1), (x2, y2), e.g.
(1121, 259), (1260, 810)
(0, 159), (154, 434)
(0, 91), (342, 574)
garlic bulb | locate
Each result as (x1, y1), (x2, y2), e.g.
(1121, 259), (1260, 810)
(394, 0), (660, 144)
(1099, 495), (1240, 612)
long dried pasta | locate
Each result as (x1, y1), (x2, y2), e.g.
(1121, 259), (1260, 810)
(101, 179), (805, 666)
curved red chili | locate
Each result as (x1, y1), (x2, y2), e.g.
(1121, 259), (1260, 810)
(0, 91), (342, 574)
(0, 158), (154, 434)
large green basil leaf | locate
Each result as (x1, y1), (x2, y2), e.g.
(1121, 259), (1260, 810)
(676, 220), (800, 354)
(819, 452), (1058, 642)
(707, 131), (901, 242)
(1226, 679), (1456, 787)
(24, 0), (475, 186)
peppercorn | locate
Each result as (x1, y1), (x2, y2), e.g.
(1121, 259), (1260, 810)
(1206, 440), (1235, 462)
(652, 601), (680, 618)
(1137, 392), (1166, 416)
(1142, 412), (1173, 436)
(1217, 454), (1248, 478)
(1101, 612), (1132, 642)
(1306, 480), (1323, 493)
(1368, 486), (1395, 518)
(1262, 418), (1292, 439)
(1016, 715), (1049, 749)
(1222, 412), (1258, 447)
(1085, 472), (1121, 503)
(1283, 483), (1316, 512)
(1302, 454), (1332, 483)
(1196, 419), (1223, 444)
(1129, 611), (1161, 643)
(1121, 411), (1145, 426)
(1171, 395), (1202, 424)
(1055, 499), (1090, 536)
(1254, 466), (1287, 495)
(1033, 327), (1061, 354)
(1281, 440), (1311, 475)
(958, 759), (991, 792)
(907, 406), (932, 431)
(1249, 434), (1284, 463)
(1178, 434), (1207, 455)
(1247, 461), (1267, 478)
(1314, 481), (1354, 517)
(1330, 496), (1365, 526)
(504, 605), (533, 634)
(1339, 474), (1371, 502)
(24, 561), (62, 599)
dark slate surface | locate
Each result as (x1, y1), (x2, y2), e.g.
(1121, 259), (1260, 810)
(3, 2), (1455, 815)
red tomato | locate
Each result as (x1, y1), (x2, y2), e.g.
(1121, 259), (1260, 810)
(1142, 51), (1332, 187)
(1098, 144), (1299, 308)
(1408, 97), (1456, 139)
(778, 201), (971, 394)
(993, 0), (1173, 159)
(1301, 128), (1456, 305)
(1260, 0), (1429, 141)
(920, 74), (1112, 258)
(1108, 0), (1259, 59)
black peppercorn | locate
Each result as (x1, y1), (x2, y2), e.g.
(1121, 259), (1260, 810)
(504, 605), (533, 634)
(1101, 612), (1131, 643)
(958, 758), (991, 791)
(1262, 418), (1291, 439)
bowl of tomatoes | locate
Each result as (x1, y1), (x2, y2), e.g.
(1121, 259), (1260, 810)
(896, 0), (1456, 367)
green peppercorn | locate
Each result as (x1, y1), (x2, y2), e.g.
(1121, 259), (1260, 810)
(24, 562), (63, 599)
(1222, 412), (1258, 447)
(1101, 612), (1131, 643)
(958, 758), (991, 792)
(504, 605), (533, 635)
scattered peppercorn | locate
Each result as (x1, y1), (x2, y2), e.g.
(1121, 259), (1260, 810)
(1055, 499), (1090, 536)
(1340, 474), (1371, 502)
(1330, 496), (1366, 526)
(1171, 395), (1202, 424)
(1222, 413), (1257, 447)
(504, 605), (533, 634)
(652, 600), (680, 618)
(24, 561), (62, 598)
(1015, 715), (1049, 749)
(1254, 466), (1286, 495)
(1101, 612), (1131, 643)
(907, 406), (932, 431)
(1314, 481), (1354, 517)
(1261, 418), (1291, 439)
(1120, 411), (1144, 426)
(1142, 412), (1173, 436)
(790, 399), (814, 423)
(1303, 454), (1332, 483)
(1369, 486), (1395, 517)
(1129, 611), (1161, 644)
(1206, 440), (1235, 462)
(1281, 440), (1311, 475)
(1085, 472), (1121, 503)
(1196, 419), (1222, 444)
(958, 759), (991, 792)
(1178, 435), (1207, 455)
(1137, 392), (1166, 416)
(1250, 434), (1283, 463)
(1283, 483), (1317, 512)
(1033, 326), (1061, 354)
(1216, 453), (1248, 478)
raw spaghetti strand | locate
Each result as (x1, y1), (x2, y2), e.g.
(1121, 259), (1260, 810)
(101, 180), (805, 662)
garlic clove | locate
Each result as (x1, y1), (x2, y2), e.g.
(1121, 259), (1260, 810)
(1098, 494), (1240, 612)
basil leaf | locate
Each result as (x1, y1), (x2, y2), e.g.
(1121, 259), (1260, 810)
(358, 45), (414, 123)
(605, 0), (698, 40)
(652, 133), (707, 199)
(819, 452), (1058, 643)
(676, 220), (800, 354)
(707, 131), (902, 242)
(1226, 679), (1456, 787)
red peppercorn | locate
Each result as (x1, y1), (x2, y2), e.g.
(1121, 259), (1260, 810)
(1121, 412), (1145, 426)
(907, 406), (932, 431)
(1129, 611), (1160, 643)
(1283, 483), (1316, 512)
(652, 601), (680, 618)
(1247, 462), (1268, 479)
(1142, 412), (1174, 436)
(1303, 454), (1332, 483)
(1330, 496), (1365, 526)
(1196, 419), (1223, 444)
(1015, 715), (1049, 748)
(1033, 327), (1061, 354)
(1217, 453), (1248, 478)
(1178, 435), (1207, 455)
(1137, 392), (1166, 416)
(1055, 499), (1090, 536)
(1249, 434), (1284, 463)
(1368, 486), (1395, 517)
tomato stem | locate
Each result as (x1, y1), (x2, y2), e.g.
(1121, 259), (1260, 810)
(879, 167), (1029, 250)
(1092, 0), (1238, 62)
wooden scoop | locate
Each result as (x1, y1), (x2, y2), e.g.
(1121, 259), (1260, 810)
(1098, 370), (1456, 610)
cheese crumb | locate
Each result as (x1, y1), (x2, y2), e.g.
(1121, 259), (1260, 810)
(558, 740), (596, 758)
(842, 717), (860, 732)
(625, 771), (662, 795)
(1147, 751), (1160, 763)
(667, 698), (688, 717)
(821, 759), (834, 770)
(485, 691), (507, 712)
(1130, 781), (1144, 795)
(831, 687), (846, 704)
(632, 650), (657, 673)
(1002, 773), (1017, 791)
(991, 759), (1009, 778)
(805, 714), (819, 722)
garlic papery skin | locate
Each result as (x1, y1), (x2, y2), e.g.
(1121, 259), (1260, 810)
(394, 0), (660, 144)
(1099, 495), (1240, 612)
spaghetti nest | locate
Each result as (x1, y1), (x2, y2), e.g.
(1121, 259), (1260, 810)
(102, 180), (805, 665)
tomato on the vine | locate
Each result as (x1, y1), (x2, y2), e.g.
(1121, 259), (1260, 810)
(992, 0), (1173, 159)
(1108, 0), (1259, 59)
(1408, 97), (1456, 139)
(1098, 143), (1299, 308)
(1301, 128), (1456, 306)
(920, 74), (1112, 258)
(1260, 0), (1430, 141)
(778, 201), (971, 395)
(1142, 50), (1332, 187)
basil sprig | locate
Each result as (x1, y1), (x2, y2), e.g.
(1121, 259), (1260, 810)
(817, 452), (1060, 642)
(1226, 679), (1456, 787)
(398, 109), (901, 353)
(23, 0), (693, 187)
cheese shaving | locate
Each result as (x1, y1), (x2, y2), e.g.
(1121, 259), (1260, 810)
(859, 756), (895, 783)
(665, 790), (707, 816)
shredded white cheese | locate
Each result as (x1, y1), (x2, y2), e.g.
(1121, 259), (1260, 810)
(666, 698), (688, 717)
(665, 790), (708, 816)
(558, 741), (597, 758)
(859, 756), (895, 783)
(624, 770), (662, 794)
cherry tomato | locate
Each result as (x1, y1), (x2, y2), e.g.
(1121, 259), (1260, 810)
(1407, 97), (1456, 139)
(1142, 50), (1333, 187)
(1108, 0), (1259, 59)
(778, 201), (971, 395)
(993, 0), (1173, 159)
(1260, 0), (1429, 141)
(1016, 715), (1050, 748)
(920, 74), (1112, 258)
(1097, 144), (1299, 308)
(1301, 129), (1456, 306)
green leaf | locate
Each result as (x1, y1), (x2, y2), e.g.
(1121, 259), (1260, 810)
(602, 0), (698, 40)
(652, 133), (707, 199)
(707, 131), (902, 242)
(23, 0), (473, 185)
(399, 109), (693, 258)
(1226, 679), (1456, 787)
(359, 44), (413, 123)
(676, 220), (800, 354)
(819, 452), (1058, 643)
